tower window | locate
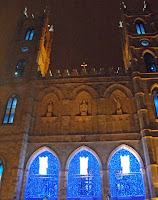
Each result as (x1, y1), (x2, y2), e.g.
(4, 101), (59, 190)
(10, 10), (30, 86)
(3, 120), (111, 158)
(3, 94), (17, 124)
(153, 88), (158, 118)
(15, 59), (26, 77)
(0, 159), (3, 184)
(144, 52), (157, 73)
(25, 27), (34, 40)
(136, 21), (145, 34)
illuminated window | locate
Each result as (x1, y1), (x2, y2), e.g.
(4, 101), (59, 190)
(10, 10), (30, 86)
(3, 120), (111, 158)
(152, 88), (158, 118)
(25, 27), (34, 40)
(144, 52), (157, 73)
(39, 156), (48, 175)
(120, 155), (130, 174)
(136, 21), (145, 34)
(80, 157), (88, 175)
(3, 94), (17, 124)
(0, 159), (3, 184)
(109, 148), (145, 200)
(15, 59), (26, 77)
(67, 150), (101, 200)
(25, 151), (59, 200)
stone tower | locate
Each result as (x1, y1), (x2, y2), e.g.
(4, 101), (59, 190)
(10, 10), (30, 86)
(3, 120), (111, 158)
(0, 2), (158, 200)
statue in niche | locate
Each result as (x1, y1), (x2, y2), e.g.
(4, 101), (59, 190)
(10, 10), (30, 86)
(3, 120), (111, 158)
(113, 95), (123, 115)
(80, 100), (88, 116)
(46, 101), (53, 117)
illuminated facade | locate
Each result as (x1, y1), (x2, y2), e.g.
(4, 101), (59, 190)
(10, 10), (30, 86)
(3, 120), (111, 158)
(0, 2), (158, 200)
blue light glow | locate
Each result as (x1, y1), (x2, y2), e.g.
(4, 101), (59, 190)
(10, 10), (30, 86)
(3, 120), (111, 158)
(136, 24), (141, 34)
(0, 160), (3, 184)
(153, 92), (158, 117)
(25, 30), (31, 40)
(25, 151), (59, 200)
(140, 24), (145, 34)
(109, 148), (145, 200)
(67, 150), (101, 200)
(3, 96), (17, 124)
(136, 22), (145, 34)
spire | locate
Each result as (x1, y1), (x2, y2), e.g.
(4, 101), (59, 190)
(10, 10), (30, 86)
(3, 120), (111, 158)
(143, 1), (151, 12)
(23, 6), (28, 18)
(120, 1), (127, 11)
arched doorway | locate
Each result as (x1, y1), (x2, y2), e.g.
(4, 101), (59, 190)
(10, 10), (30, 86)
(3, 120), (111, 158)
(24, 150), (60, 200)
(67, 149), (102, 200)
(108, 147), (145, 200)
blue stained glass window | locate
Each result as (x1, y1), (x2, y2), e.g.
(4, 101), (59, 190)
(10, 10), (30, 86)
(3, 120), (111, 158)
(136, 21), (145, 34)
(25, 27), (34, 40)
(3, 95), (17, 124)
(25, 151), (59, 200)
(153, 89), (158, 118)
(144, 52), (157, 73)
(109, 148), (145, 200)
(0, 159), (3, 184)
(67, 150), (101, 200)
(136, 24), (141, 34)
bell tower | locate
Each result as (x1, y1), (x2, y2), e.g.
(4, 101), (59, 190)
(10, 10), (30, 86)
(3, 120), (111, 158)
(4, 7), (53, 81)
(120, 1), (158, 73)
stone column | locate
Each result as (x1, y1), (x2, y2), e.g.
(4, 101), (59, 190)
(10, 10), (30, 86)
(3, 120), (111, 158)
(133, 75), (158, 198)
(101, 169), (110, 200)
(58, 170), (68, 200)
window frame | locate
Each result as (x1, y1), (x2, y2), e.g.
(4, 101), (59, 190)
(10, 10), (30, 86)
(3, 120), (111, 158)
(3, 94), (17, 124)
(25, 27), (34, 40)
(135, 20), (146, 34)
(152, 88), (158, 119)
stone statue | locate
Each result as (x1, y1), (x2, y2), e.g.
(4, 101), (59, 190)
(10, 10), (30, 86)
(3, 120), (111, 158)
(46, 101), (53, 117)
(80, 100), (88, 116)
(113, 95), (123, 115)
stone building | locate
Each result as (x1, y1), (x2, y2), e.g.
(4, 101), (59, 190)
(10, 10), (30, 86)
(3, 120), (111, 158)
(0, 2), (158, 200)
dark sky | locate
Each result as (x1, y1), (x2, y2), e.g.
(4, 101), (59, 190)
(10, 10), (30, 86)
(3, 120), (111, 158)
(0, 0), (158, 73)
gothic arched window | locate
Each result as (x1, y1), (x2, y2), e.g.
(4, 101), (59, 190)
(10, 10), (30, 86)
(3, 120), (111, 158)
(25, 27), (34, 40)
(25, 151), (59, 200)
(3, 94), (17, 124)
(109, 148), (145, 200)
(0, 159), (3, 184)
(67, 149), (101, 200)
(15, 59), (26, 77)
(136, 20), (145, 34)
(144, 52), (157, 72)
(152, 88), (158, 118)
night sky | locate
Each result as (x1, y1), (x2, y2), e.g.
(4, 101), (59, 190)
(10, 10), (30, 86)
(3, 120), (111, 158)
(0, 0), (158, 73)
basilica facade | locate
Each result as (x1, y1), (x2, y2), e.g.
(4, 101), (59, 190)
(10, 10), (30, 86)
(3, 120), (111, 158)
(0, 2), (158, 200)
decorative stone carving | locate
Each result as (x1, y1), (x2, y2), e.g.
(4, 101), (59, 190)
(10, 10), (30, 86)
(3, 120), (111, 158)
(113, 95), (123, 115)
(79, 100), (88, 116)
(46, 101), (53, 117)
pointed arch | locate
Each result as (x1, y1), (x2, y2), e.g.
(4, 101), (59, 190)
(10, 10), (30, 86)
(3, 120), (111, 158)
(26, 146), (60, 170)
(24, 146), (60, 200)
(104, 84), (133, 99)
(66, 146), (102, 170)
(135, 19), (146, 34)
(142, 51), (157, 73)
(25, 26), (34, 40)
(107, 144), (144, 169)
(36, 86), (64, 102)
(15, 58), (26, 77)
(108, 144), (145, 200)
(3, 94), (17, 124)
(66, 146), (102, 199)
(70, 85), (98, 100)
